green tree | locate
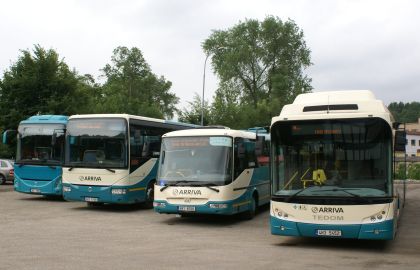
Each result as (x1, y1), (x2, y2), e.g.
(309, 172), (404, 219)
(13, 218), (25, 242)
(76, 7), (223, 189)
(210, 82), (242, 128)
(202, 16), (312, 127)
(99, 46), (179, 118)
(388, 102), (420, 123)
(0, 45), (92, 129)
(178, 93), (211, 125)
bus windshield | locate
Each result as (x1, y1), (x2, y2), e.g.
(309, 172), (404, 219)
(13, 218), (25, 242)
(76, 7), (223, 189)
(159, 136), (233, 185)
(66, 118), (127, 169)
(17, 124), (65, 165)
(271, 118), (392, 199)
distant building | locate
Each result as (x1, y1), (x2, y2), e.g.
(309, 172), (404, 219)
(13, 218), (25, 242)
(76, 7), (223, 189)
(405, 118), (420, 157)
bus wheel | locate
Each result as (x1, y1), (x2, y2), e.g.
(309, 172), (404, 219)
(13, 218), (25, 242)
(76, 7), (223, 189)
(0, 175), (5, 185)
(241, 194), (257, 220)
(144, 181), (155, 209)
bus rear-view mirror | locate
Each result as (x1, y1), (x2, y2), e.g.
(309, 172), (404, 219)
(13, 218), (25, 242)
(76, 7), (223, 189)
(2, 130), (17, 145)
(394, 130), (406, 152)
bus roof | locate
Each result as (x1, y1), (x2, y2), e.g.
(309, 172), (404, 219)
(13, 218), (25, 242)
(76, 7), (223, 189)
(162, 128), (257, 140)
(20, 115), (68, 125)
(271, 90), (394, 126)
(68, 114), (198, 128)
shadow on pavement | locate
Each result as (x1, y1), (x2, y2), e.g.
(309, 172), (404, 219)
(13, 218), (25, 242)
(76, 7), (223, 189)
(157, 203), (270, 227)
(274, 236), (391, 253)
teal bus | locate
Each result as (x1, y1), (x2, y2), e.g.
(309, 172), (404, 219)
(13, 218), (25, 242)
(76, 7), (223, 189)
(3, 115), (68, 196)
(62, 114), (197, 207)
(270, 90), (406, 240)
(154, 127), (270, 219)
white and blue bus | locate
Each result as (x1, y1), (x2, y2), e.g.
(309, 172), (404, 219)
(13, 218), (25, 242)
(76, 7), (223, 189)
(153, 127), (270, 219)
(62, 114), (197, 207)
(3, 115), (68, 197)
(270, 90), (406, 240)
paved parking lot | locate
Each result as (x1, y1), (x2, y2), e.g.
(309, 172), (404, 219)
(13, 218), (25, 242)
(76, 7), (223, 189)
(1, 183), (420, 270)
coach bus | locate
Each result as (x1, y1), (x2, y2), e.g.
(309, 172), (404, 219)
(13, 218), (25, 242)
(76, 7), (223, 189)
(61, 114), (197, 207)
(270, 90), (406, 240)
(153, 127), (270, 219)
(3, 115), (68, 196)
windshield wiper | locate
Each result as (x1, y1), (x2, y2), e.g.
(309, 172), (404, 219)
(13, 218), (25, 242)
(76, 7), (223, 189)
(285, 186), (323, 202)
(190, 182), (220, 193)
(105, 168), (116, 173)
(160, 180), (192, 191)
(312, 188), (372, 203)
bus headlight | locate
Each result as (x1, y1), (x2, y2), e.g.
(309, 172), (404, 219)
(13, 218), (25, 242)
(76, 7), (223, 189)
(111, 188), (127, 195)
(273, 207), (290, 219)
(63, 186), (71, 192)
(365, 209), (387, 223)
(209, 203), (228, 209)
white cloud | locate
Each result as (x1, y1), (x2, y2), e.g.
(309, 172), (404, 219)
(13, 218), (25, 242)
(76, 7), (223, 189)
(0, 0), (419, 110)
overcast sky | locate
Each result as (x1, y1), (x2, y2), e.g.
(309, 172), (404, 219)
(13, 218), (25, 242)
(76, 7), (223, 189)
(0, 0), (419, 111)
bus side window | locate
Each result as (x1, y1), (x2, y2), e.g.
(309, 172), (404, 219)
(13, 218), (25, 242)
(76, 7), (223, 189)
(256, 136), (269, 167)
(234, 138), (257, 178)
(129, 124), (169, 173)
(129, 125), (144, 172)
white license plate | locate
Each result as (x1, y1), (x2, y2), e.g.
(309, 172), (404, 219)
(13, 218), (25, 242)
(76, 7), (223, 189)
(85, 197), (99, 202)
(316, 229), (342, 237)
(178, 206), (195, 212)
(30, 188), (41, 193)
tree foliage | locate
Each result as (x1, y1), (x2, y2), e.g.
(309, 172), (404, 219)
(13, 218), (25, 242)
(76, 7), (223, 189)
(178, 93), (211, 126)
(0, 45), (92, 129)
(99, 46), (179, 118)
(0, 45), (181, 158)
(388, 102), (420, 123)
(201, 16), (312, 128)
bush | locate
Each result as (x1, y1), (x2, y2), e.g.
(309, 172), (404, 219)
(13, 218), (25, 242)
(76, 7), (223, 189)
(396, 163), (420, 180)
(408, 163), (420, 180)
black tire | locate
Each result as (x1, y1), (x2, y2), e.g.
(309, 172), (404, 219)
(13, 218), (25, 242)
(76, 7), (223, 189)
(143, 181), (155, 209)
(0, 175), (6, 185)
(241, 194), (257, 220)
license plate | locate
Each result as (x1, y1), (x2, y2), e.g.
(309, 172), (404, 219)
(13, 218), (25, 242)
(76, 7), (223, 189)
(178, 206), (195, 212)
(316, 229), (342, 237)
(30, 188), (41, 193)
(85, 197), (99, 202)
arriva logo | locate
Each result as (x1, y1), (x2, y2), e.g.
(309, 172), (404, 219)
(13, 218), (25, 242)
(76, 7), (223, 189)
(311, 207), (344, 214)
(173, 189), (202, 196)
(79, 176), (102, 181)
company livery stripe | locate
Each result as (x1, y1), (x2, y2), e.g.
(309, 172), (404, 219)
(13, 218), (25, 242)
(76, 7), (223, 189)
(233, 200), (250, 207)
(128, 187), (146, 192)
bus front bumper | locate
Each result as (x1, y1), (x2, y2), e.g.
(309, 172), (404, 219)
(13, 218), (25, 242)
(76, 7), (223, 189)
(14, 176), (62, 196)
(153, 199), (250, 215)
(62, 183), (146, 204)
(270, 216), (394, 240)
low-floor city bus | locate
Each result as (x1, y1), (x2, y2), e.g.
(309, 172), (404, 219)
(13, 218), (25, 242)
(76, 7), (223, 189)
(3, 115), (68, 196)
(153, 127), (270, 219)
(270, 90), (406, 240)
(61, 114), (197, 207)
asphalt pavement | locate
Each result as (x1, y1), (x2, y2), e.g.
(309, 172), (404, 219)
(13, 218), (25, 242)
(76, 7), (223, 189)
(1, 183), (420, 270)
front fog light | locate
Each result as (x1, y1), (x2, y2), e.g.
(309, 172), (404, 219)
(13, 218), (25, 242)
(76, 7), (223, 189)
(153, 202), (166, 207)
(209, 203), (228, 209)
(112, 189), (127, 195)
(63, 186), (71, 192)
